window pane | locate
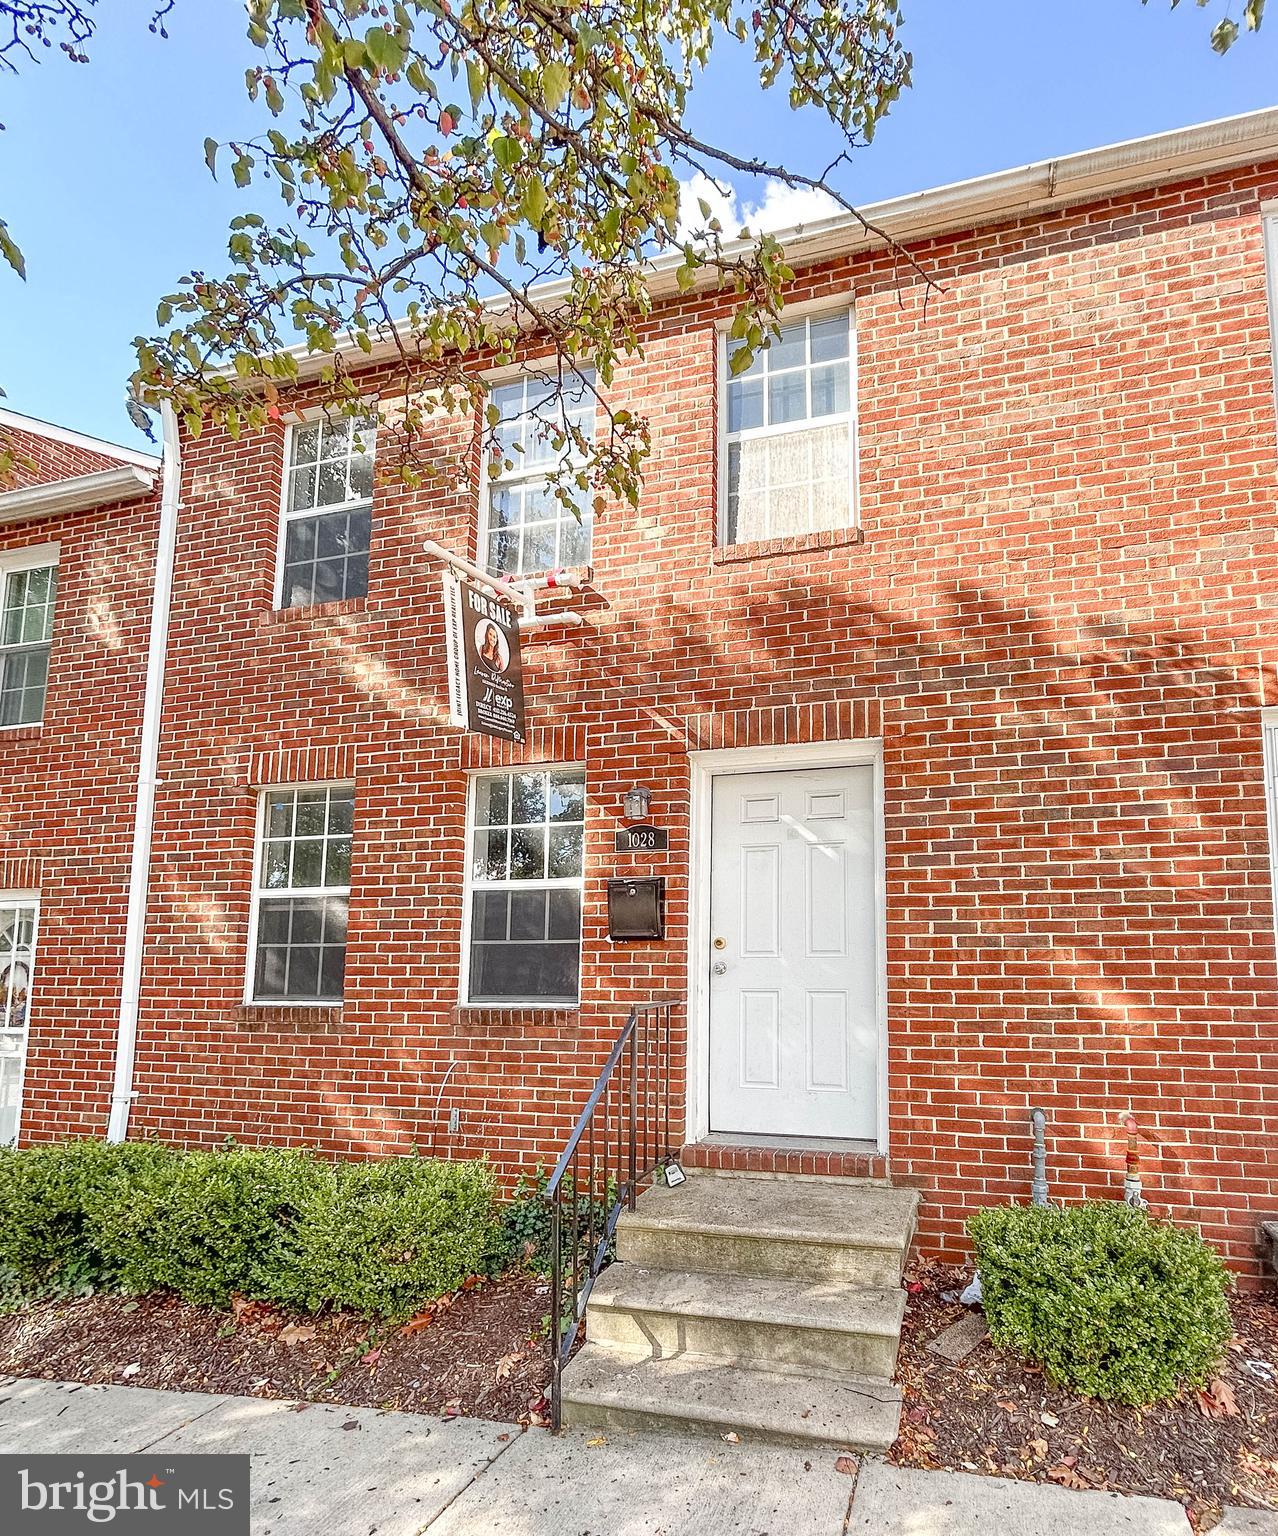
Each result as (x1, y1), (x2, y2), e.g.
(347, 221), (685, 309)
(509, 889), (548, 941)
(0, 650), (48, 727)
(548, 773), (585, 823)
(474, 775), (510, 829)
(768, 370), (807, 426)
(809, 312), (850, 362)
(288, 464), (317, 512)
(511, 772), (546, 824)
(727, 378), (764, 434)
(811, 362), (850, 418)
(473, 891), (510, 941)
(548, 888), (581, 940)
(266, 791), (294, 838)
(509, 825), (546, 879)
(473, 828), (508, 881)
(349, 454), (373, 501)
(316, 459), (347, 506)
(328, 791), (355, 834)
(726, 337), (763, 378)
(560, 514), (591, 568)
(324, 836), (352, 887)
(469, 939), (579, 1004)
(548, 826), (584, 879)
(254, 896), (346, 1001)
(290, 423), (321, 465)
(294, 791), (328, 836)
(262, 842), (291, 889)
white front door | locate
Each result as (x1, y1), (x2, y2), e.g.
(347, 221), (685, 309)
(0, 897), (37, 1146)
(707, 765), (879, 1140)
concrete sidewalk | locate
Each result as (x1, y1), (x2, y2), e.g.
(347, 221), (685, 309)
(2, 1376), (1275, 1536)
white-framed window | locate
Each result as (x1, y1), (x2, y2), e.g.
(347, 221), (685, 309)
(0, 894), (38, 1146)
(1264, 708), (1278, 951)
(0, 543), (58, 728)
(463, 767), (585, 1004)
(480, 372), (595, 578)
(720, 308), (856, 546)
(277, 415), (376, 609)
(247, 783), (354, 1003)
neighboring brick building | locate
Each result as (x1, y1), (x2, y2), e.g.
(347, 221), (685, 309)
(0, 409), (161, 1146)
(4, 111), (1278, 1277)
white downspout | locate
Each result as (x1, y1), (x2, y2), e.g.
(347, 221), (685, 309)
(107, 401), (181, 1142)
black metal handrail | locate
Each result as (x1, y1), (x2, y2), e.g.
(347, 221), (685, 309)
(543, 995), (682, 1429)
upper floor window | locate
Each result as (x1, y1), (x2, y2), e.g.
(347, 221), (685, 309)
(482, 373), (595, 578)
(464, 768), (585, 1005)
(278, 415), (375, 609)
(249, 783), (354, 1003)
(0, 545), (57, 728)
(721, 308), (855, 546)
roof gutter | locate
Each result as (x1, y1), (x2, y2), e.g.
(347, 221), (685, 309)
(0, 465), (156, 526)
(268, 105), (1278, 383)
(106, 401), (182, 1144)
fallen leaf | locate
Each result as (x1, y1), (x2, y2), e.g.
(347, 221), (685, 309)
(1048, 1464), (1089, 1490)
(722, 1432), (740, 1445)
(277, 1324), (317, 1346)
(586, 1436), (607, 1448)
(120, 1362), (140, 1379)
(362, 1349), (381, 1368)
(495, 1352), (524, 1381)
(1197, 1378), (1239, 1419)
(1040, 1411), (1060, 1428)
(400, 1310), (435, 1336)
(996, 1400), (1018, 1414)
(441, 1398), (464, 1420)
(834, 1455), (856, 1476)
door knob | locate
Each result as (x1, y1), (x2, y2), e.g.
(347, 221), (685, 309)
(712, 960), (727, 976)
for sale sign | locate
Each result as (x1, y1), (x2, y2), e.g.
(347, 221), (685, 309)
(442, 572), (526, 743)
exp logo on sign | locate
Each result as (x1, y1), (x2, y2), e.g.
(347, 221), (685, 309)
(0, 1455), (249, 1533)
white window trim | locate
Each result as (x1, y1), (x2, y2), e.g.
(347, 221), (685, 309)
(244, 780), (355, 1006)
(0, 891), (39, 1148)
(1264, 212), (1278, 412)
(716, 300), (859, 548)
(0, 541), (59, 732)
(458, 764), (586, 1008)
(273, 413), (377, 611)
(475, 372), (596, 579)
(1264, 708), (1278, 954)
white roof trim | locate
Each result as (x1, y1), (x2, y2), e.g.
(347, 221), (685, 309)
(0, 464), (157, 526)
(0, 408), (161, 471)
(270, 106), (1278, 382)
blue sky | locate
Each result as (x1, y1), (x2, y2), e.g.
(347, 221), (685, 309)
(0, 0), (1274, 452)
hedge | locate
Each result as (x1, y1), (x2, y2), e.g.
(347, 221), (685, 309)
(0, 1140), (497, 1321)
(968, 1200), (1232, 1404)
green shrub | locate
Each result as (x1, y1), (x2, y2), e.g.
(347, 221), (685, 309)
(968, 1200), (1232, 1404)
(268, 1155), (496, 1320)
(90, 1145), (322, 1309)
(498, 1166), (617, 1276)
(0, 1140), (167, 1297)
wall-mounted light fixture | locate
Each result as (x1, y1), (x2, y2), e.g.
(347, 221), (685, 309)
(621, 785), (652, 824)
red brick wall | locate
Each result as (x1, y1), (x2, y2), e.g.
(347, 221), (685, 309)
(18, 162), (1278, 1277)
(0, 429), (159, 1137)
(0, 423), (126, 487)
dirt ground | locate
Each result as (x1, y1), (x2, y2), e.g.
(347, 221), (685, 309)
(892, 1258), (1278, 1530)
(0, 1269), (555, 1426)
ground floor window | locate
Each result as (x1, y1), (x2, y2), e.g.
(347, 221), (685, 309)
(0, 896), (37, 1144)
(249, 783), (354, 1003)
(465, 767), (585, 1004)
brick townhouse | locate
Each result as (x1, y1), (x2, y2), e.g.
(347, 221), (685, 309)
(3, 109), (1278, 1281)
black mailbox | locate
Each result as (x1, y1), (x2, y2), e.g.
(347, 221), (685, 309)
(606, 877), (666, 940)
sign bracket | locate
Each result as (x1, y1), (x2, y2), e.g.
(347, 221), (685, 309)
(422, 540), (587, 631)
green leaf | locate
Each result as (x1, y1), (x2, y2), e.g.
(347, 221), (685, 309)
(522, 176), (547, 227)
(543, 61), (570, 112)
(466, 57), (485, 109)
(0, 221), (26, 280)
(203, 137), (219, 179)
(364, 26), (407, 74)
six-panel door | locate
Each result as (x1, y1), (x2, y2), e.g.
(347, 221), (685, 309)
(707, 765), (878, 1140)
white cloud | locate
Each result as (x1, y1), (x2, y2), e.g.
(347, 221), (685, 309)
(675, 172), (841, 245)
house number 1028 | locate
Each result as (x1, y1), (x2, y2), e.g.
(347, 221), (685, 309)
(615, 825), (668, 853)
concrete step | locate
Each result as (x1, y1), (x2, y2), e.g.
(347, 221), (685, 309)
(560, 1343), (902, 1451)
(617, 1172), (918, 1288)
(587, 1263), (905, 1379)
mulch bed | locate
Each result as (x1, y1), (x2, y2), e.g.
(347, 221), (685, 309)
(0, 1269), (555, 1426)
(892, 1257), (1278, 1530)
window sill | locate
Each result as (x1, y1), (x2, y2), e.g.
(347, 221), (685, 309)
(452, 1003), (580, 1026)
(233, 1003), (346, 1031)
(262, 597), (370, 625)
(713, 526), (864, 565)
(0, 724), (43, 741)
